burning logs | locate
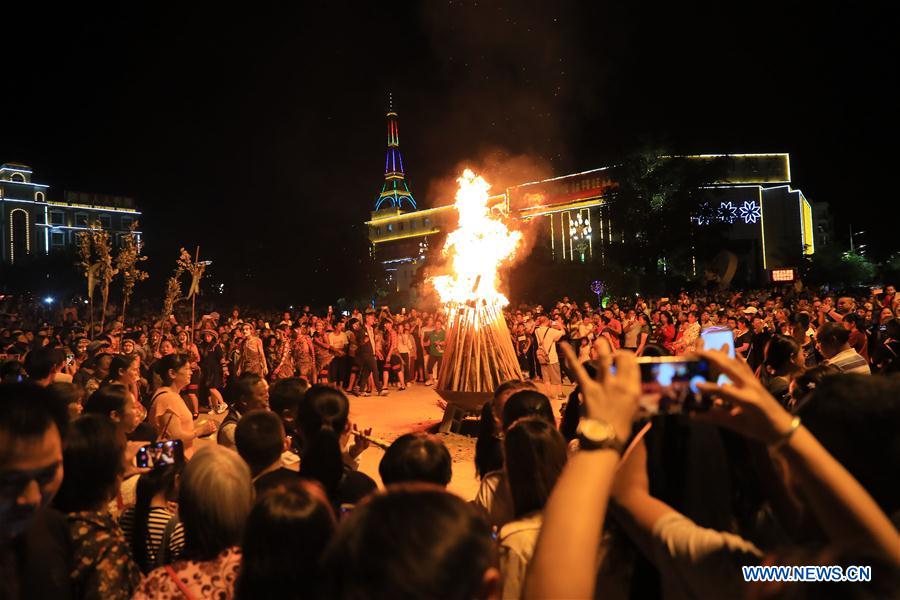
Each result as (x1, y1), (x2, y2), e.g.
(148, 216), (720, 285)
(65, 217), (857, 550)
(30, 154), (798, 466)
(437, 301), (523, 393)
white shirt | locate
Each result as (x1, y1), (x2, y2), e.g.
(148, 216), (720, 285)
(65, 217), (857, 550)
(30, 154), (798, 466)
(535, 326), (564, 364)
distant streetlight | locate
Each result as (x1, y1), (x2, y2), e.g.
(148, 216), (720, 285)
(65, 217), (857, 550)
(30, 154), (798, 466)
(43, 296), (54, 305)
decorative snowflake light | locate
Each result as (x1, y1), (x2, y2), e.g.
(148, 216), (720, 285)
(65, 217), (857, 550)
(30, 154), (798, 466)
(738, 200), (762, 224)
(718, 201), (738, 224)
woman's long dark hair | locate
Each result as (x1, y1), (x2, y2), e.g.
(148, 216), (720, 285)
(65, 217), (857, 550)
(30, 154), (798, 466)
(474, 380), (530, 479)
(764, 334), (801, 377)
(298, 385), (349, 499)
(504, 416), (568, 518)
(131, 464), (182, 573)
(235, 481), (336, 600)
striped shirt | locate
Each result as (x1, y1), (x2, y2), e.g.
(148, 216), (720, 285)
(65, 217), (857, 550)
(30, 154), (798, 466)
(119, 506), (185, 566)
(825, 348), (871, 375)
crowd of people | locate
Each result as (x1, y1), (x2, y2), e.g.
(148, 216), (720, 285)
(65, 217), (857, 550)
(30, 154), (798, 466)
(1, 282), (899, 599)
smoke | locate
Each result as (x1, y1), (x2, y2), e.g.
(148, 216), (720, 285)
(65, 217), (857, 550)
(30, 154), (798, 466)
(421, 148), (550, 301)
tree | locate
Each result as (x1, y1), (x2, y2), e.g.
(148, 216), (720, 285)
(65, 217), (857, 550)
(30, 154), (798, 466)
(77, 223), (117, 336)
(806, 247), (877, 288)
(605, 150), (729, 286)
(115, 222), (149, 323)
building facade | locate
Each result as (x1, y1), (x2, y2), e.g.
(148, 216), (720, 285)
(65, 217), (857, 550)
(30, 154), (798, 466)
(0, 162), (142, 265)
(368, 151), (822, 294)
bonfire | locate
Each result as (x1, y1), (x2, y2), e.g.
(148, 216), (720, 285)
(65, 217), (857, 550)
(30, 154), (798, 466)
(432, 169), (524, 394)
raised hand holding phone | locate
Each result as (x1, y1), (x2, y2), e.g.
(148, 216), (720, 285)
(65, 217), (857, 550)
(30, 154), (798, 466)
(693, 348), (794, 446)
(560, 342), (640, 442)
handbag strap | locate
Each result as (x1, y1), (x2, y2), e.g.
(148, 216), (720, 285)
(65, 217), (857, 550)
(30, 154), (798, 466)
(165, 565), (196, 600)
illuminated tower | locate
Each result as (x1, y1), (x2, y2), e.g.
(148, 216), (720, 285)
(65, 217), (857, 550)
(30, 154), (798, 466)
(374, 96), (417, 211)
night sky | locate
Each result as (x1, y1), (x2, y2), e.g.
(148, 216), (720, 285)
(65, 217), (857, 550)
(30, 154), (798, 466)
(2, 2), (895, 304)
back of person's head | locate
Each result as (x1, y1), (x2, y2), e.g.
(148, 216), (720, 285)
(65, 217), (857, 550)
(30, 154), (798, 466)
(298, 385), (349, 497)
(268, 377), (307, 425)
(131, 464), (183, 572)
(474, 380), (536, 478)
(24, 346), (64, 380)
(53, 414), (124, 513)
(885, 318), (900, 340)
(83, 383), (129, 419)
(504, 416), (567, 519)
(0, 359), (27, 384)
(0, 383), (64, 535)
(235, 481), (336, 600)
(320, 485), (497, 599)
(235, 410), (285, 477)
(790, 365), (838, 406)
(817, 322), (850, 351)
(764, 334), (801, 375)
(379, 432), (452, 487)
(154, 353), (190, 386)
(640, 343), (670, 357)
(799, 375), (900, 516)
(46, 381), (81, 432)
(179, 445), (254, 561)
(502, 389), (555, 431)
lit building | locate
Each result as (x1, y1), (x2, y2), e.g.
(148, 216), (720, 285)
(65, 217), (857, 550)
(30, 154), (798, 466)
(368, 150), (822, 292)
(0, 162), (142, 265)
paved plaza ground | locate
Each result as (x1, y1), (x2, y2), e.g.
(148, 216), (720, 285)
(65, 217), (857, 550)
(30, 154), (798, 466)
(201, 380), (571, 500)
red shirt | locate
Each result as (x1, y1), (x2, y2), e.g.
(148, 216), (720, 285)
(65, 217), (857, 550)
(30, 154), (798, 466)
(848, 329), (869, 361)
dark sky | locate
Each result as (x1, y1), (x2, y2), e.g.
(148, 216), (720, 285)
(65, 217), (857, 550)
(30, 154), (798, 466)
(2, 1), (895, 304)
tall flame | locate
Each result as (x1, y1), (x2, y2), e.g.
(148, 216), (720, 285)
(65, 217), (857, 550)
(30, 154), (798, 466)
(432, 169), (522, 306)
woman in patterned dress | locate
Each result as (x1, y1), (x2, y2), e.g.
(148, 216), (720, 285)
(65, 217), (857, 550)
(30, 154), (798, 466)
(271, 325), (296, 380)
(292, 323), (316, 384)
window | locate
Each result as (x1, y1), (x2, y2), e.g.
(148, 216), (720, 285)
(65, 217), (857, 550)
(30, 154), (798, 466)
(375, 227), (381, 236)
(399, 221), (405, 231)
(11, 173), (25, 182)
(99, 214), (112, 229)
(75, 213), (88, 227)
(423, 217), (430, 228)
(51, 232), (66, 247)
(387, 223), (394, 233)
(35, 191), (45, 202)
(50, 211), (65, 226)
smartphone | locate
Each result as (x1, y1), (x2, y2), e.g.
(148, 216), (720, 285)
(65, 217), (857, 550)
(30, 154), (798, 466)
(701, 327), (734, 385)
(66, 353), (75, 366)
(701, 327), (735, 358)
(635, 357), (711, 416)
(136, 440), (185, 469)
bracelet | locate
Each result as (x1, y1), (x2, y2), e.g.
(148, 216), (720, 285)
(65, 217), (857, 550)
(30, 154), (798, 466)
(769, 415), (801, 451)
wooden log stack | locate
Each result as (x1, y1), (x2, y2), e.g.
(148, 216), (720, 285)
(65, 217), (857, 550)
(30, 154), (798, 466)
(436, 300), (524, 393)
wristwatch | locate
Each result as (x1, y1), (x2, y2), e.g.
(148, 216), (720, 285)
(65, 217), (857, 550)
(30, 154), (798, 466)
(576, 418), (626, 455)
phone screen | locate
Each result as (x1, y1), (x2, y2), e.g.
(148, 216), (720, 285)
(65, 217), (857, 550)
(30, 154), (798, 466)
(701, 328), (735, 384)
(701, 328), (735, 358)
(136, 440), (185, 469)
(635, 358), (711, 416)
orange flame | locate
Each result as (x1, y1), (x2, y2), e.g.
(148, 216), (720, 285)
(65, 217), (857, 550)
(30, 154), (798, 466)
(432, 169), (522, 306)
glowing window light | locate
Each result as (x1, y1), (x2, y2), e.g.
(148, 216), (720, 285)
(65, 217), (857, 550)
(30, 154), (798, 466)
(8, 208), (30, 264)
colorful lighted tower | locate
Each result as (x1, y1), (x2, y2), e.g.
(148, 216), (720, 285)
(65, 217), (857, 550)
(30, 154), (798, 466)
(374, 96), (417, 211)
